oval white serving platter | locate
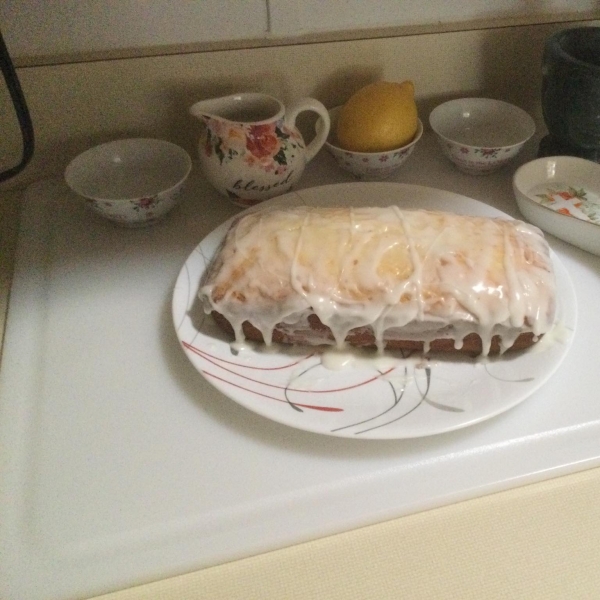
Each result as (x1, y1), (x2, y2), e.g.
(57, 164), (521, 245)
(173, 182), (576, 439)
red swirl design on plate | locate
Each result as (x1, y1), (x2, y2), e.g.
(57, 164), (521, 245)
(182, 341), (403, 415)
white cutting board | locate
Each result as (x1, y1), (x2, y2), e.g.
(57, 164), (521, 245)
(2, 153), (600, 600)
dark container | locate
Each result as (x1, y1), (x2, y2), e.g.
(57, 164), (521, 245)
(540, 27), (600, 161)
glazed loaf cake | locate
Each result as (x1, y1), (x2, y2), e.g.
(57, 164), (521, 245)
(199, 205), (557, 355)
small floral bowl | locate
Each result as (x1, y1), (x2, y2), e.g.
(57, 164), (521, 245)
(65, 138), (192, 227)
(429, 98), (535, 175)
(316, 106), (423, 180)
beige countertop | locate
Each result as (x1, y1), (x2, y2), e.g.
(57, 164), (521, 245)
(94, 468), (600, 599)
(2, 135), (600, 599)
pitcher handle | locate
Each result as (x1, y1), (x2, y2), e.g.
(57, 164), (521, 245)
(284, 98), (331, 163)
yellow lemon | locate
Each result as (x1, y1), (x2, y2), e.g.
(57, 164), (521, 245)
(336, 81), (418, 152)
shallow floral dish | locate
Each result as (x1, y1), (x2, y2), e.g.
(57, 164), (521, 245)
(429, 98), (535, 175)
(65, 138), (192, 227)
(316, 106), (422, 180)
(173, 182), (576, 440)
(513, 155), (600, 256)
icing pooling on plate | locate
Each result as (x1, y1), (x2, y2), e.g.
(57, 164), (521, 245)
(200, 206), (556, 355)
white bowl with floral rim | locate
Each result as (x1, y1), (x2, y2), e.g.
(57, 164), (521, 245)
(316, 106), (422, 180)
(513, 155), (600, 256)
(65, 138), (192, 227)
(429, 98), (535, 175)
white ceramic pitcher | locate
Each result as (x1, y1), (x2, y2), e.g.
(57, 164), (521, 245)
(190, 93), (330, 206)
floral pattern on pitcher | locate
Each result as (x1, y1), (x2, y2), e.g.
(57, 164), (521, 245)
(202, 117), (305, 176)
(190, 93), (331, 204)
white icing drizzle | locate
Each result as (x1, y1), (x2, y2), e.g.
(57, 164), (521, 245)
(528, 320), (571, 353)
(320, 347), (400, 371)
(200, 206), (557, 356)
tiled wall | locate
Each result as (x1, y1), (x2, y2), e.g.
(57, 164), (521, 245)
(2, 0), (598, 64)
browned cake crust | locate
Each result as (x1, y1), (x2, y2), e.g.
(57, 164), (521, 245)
(211, 311), (538, 356)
